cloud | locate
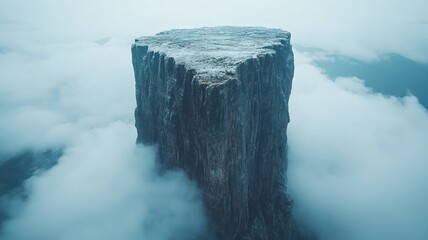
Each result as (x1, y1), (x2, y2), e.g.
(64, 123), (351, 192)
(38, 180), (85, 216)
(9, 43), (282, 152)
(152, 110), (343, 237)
(0, 35), (136, 159)
(288, 51), (428, 240)
(0, 122), (208, 240)
(1, 0), (428, 62)
(283, 0), (428, 63)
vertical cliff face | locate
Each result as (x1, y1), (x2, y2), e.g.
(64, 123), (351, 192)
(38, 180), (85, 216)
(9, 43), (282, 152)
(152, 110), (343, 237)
(132, 27), (299, 240)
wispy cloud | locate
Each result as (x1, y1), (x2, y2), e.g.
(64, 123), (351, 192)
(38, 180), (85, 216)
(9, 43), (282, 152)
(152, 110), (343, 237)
(1, 0), (427, 62)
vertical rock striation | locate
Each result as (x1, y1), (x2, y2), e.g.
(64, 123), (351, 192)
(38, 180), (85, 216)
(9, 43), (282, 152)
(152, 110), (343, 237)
(132, 27), (301, 239)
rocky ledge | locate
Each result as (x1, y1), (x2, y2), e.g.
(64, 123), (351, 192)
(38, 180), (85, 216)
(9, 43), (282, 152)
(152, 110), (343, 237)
(132, 26), (305, 240)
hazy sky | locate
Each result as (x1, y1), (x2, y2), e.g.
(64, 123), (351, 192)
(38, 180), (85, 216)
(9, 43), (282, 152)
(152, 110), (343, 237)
(1, 0), (427, 62)
(0, 0), (427, 240)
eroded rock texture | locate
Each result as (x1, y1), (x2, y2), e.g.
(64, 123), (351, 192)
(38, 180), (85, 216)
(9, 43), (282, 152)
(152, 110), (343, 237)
(132, 26), (301, 240)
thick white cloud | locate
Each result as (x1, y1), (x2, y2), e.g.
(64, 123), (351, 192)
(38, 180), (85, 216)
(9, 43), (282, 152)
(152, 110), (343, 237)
(288, 51), (428, 240)
(0, 122), (208, 240)
(0, 36), (135, 158)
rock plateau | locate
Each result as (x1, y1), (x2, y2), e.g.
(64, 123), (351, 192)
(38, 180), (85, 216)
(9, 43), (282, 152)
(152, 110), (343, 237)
(132, 26), (306, 240)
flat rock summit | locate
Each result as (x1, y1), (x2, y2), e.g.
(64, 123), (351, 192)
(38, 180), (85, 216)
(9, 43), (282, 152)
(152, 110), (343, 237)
(134, 27), (291, 82)
(132, 26), (311, 240)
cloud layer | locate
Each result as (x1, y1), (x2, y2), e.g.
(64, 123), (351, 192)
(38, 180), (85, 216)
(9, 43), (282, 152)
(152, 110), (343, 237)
(0, 36), (136, 159)
(1, 1), (427, 239)
(288, 51), (428, 240)
(0, 122), (208, 240)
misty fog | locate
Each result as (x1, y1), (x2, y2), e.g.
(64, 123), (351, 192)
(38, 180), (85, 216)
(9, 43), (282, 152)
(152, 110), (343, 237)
(1, 0), (428, 239)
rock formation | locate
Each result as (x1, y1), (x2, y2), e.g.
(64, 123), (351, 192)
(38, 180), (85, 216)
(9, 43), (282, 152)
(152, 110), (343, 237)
(132, 26), (303, 240)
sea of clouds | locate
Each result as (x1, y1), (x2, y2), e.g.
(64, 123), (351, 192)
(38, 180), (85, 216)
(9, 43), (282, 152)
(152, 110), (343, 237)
(0, 0), (427, 239)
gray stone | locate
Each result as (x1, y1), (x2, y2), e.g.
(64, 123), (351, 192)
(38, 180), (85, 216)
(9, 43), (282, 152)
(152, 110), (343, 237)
(132, 26), (306, 240)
